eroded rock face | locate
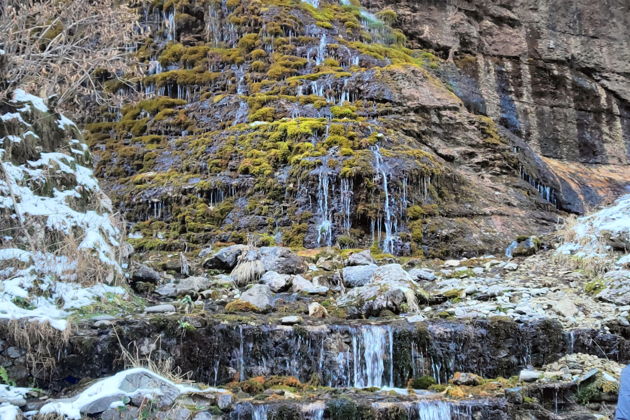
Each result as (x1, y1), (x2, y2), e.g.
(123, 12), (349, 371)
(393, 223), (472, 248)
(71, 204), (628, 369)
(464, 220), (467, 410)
(364, 0), (630, 205)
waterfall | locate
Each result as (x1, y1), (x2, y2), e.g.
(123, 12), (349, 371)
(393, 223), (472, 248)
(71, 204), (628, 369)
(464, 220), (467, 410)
(340, 177), (353, 233)
(252, 404), (268, 420)
(316, 34), (327, 65)
(371, 145), (395, 254)
(163, 10), (176, 41)
(316, 169), (333, 247)
(301, 0), (320, 7)
(505, 240), (518, 258)
(351, 325), (394, 388)
(232, 65), (249, 125)
(339, 79), (350, 104)
(410, 401), (453, 420)
(303, 402), (325, 420)
(238, 325), (245, 381)
(147, 60), (163, 76)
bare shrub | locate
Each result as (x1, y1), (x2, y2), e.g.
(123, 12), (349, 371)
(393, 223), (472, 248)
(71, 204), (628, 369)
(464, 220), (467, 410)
(0, 0), (141, 117)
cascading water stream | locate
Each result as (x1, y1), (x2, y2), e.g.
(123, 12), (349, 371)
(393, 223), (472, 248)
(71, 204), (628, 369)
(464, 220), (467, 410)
(347, 325), (394, 388)
(232, 65), (249, 125)
(371, 145), (395, 254)
(163, 10), (176, 41)
(411, 401), (453, 420)
(316, 33), (327, 65)
(340, 177), (353, 233)
(316, 169), (333, 247)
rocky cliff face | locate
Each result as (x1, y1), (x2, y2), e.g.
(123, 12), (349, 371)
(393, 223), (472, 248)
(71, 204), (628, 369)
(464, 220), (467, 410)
(85, 0), (629, 257)
(364, 0), (630, 208)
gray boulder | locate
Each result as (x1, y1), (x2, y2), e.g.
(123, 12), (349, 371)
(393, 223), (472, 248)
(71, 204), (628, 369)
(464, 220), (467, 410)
(598, 270), (630, 305)
(240, 284), (274, 311)
(258, 247), (306, 274)
(131, 264), (161, 284)
(346, 250), (375, 266)
(372, 264), (415, 283)
(308, 302), (328, 318)
(203, 245), (247, 270)
(292, 275), (329, 295)
(337, 264), (427, 317)
(155, 276), (212, 298)
(40, 369), (181, 417)
(407, 268), (436, 282)
(145, 304), (176, 313)
(519, 369), (542, 382)
(342, 264), (377, 287)
(261, 271), (292, 292)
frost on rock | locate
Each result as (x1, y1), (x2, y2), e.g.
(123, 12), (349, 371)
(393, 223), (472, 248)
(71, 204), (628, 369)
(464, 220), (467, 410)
(556, 194), (630, 261)
(0, 90), (125, 330)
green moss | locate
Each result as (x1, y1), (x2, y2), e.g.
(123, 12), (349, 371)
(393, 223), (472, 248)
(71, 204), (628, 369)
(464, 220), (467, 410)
(249, 106), (275, 122)
(408, 204), (438, 220)
(408, 375), (436, 389)
(122, 97), (186, 120)
(330, 105), (357, 119)
(585, 278), (605, 295)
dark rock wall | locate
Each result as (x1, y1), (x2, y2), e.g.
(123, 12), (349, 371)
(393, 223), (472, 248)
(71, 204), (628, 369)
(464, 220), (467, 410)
(3, 318), (630, 391)
(366, 0), (630, 165)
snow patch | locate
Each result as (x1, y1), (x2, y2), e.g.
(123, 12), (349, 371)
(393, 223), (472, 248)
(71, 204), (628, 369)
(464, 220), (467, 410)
(0, 403), (20, 420)
(39, 368), (200, 420)
(556, 194), (630, 259)
(11, 89), (49, 113)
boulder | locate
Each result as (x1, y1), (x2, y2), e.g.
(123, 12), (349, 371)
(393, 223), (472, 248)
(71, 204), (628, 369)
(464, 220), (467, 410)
(131, 264), (161, 284)
(598, 270), (630, 305)
(280, 316), (302, 325)
(407, 268), (436, 281)
(261, 271), (292, 292)
(450, 372), (482, 386)
(372, 264), (415, 283)
(308, 302), (328, 318)
(40, 368), (182, 417)
(203, 245), (247, 270)
(552, 299), (579, 318)
(292, 276), (329, 295)
(239, 284), (274, 311)
(346, 250), (375, 266)
(258, 247), (306, 274)
(342, 264), (378, 287)
(155, 276), (212, 298)
(337, 267), (427, 317)
(519, 369), (542, 382)
(145, 304), (176, 313)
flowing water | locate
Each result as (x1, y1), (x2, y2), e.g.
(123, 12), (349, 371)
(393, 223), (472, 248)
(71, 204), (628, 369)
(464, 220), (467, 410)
(316, 169), (333, 247)
(372, 145), (395, 254)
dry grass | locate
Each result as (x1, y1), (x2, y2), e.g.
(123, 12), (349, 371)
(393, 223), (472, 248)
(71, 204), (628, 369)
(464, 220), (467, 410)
(551, 214), (617, 277)
(230, 245), (265, 286)
(0, 318), (70, 380)
(115, 331), (192, 384)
